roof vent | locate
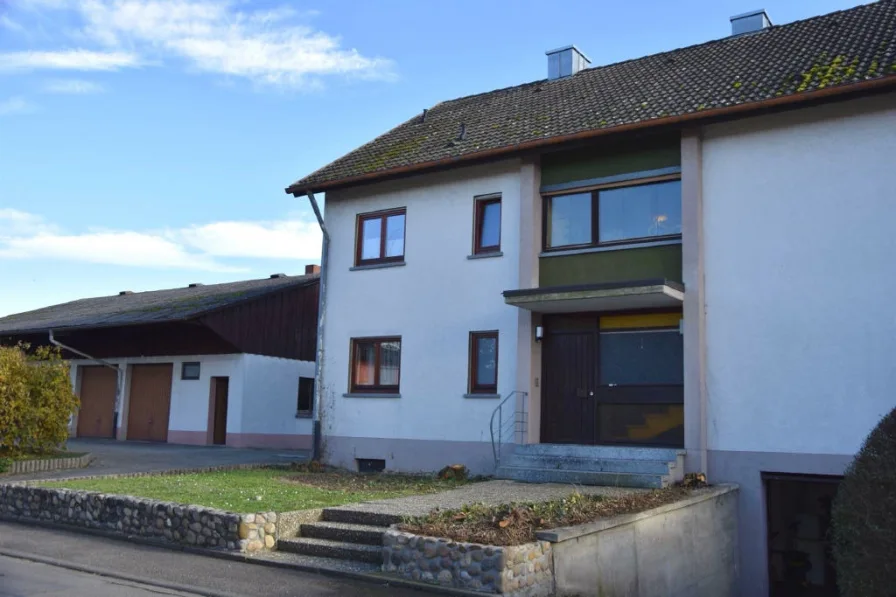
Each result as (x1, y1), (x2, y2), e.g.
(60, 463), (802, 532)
(304, 264), (321, 275)
(118, 290), (133, 296)
(270, 273), (287, 279)
(730, 9), (772, 36)
(188, 283), (204, 288)
(545, 45), (591, 80)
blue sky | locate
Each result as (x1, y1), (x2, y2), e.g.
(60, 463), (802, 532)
(0, 0), (864, 316)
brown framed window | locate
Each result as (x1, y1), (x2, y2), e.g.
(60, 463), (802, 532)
(473, 195), (501, 254)
(356, 208), (406, 266)
(544, 177), (681, 250)
(469, 331), (498, 393)
(351, 337), (401, 393)
(297, 377), (314, 416)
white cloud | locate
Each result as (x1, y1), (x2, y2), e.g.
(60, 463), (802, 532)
(42, 78), (104, 93)
(0, 210), (321, 271)
(0, 96), (36, 115)
(0, 15), (24, 31)
(4, 0), (392, 87)
(0, 49), (140, 72)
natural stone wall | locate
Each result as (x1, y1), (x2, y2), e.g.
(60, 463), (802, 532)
(383, 529), (554, 596)
(0, 484), (277, 553)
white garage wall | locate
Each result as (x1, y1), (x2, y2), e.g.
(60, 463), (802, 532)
(238, 353), (314, 444)
(702, 94), (896, 455)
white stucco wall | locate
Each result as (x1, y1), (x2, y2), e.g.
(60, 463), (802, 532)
(322, 161), (524, 449)
(240, 353), (315, 436)
(702, 94), (896, 455)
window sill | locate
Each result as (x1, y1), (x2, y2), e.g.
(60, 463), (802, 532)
(467, 251), (503, 260)
(350, 261), (406, 271)
(540, 238), (681, 258)
(463, 393), (501, 399)
(295, 412), (312, 419)
(343, 392), (401, 399)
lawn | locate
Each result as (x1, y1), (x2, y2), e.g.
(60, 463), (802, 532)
(40, 468), (469, 513)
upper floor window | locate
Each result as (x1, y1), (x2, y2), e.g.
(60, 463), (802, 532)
(351, 337), (401, 393)
(473, 195), (501, 255)
(545, 178), (681, 250)
(356, 208), (406, 266)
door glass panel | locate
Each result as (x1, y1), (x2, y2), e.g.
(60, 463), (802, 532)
(361, 218), (382, 260)
(598, 404), (683, 445)
(599, 329), (683, 385)
(547, 192), (591, 247)
(385, 214), (405, 257)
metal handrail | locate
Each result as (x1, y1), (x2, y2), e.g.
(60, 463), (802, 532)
(489, 390), (528, 470)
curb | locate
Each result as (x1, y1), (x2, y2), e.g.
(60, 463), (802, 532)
(3, 453), (93, 476)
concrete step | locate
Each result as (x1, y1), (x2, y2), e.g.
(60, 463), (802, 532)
(496, 465), (668, 488)
(506, 453), (674, 475)
(277, 537), (383, 564)
(514, 443), (684, 461)
(300, 521), (385, 546)
(322, 507), (401, 527)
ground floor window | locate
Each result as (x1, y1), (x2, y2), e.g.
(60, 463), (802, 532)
(350, 337), (401, 393)
(765, 473), (841, 597)
(297, 377), (314, 416)
(469, 331), (499, 394)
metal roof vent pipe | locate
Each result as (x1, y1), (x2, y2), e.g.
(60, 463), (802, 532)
(730, 9), (772, 36)
(546, 45), (591, 80)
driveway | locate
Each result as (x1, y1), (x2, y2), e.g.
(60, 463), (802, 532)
(6, 439), (308, 482)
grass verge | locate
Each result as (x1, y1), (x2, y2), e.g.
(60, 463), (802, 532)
(399, 487), (693, 545)
(40, 468), (470, 512)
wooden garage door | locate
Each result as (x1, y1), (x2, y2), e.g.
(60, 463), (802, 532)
(127, 364), (173, 442)
(77, 366), (117, 438)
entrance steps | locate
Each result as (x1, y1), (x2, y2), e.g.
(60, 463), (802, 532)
(496, 444), (685, 488)
(277, 507), (393, 567)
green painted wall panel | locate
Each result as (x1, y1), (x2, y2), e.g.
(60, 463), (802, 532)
(539, 244), (683, 287)
(541, 139), (681, 188)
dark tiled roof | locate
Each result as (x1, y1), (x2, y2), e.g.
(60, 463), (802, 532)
(0, 274), (319, 336)
(287, 1), (896, 194)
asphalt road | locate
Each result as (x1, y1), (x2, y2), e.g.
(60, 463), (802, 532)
(0, 522), (427, 597)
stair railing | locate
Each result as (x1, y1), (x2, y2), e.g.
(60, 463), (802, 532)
(489, 390), (528, 471)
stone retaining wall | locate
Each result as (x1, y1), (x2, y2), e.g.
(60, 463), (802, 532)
(383, 529), (553, 596)
(5, 453), (93, 475)
(0, 484), (277, 553)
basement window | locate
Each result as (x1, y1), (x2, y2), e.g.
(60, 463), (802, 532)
(181, 362), (200, 380)
(357, 458), (386, 473)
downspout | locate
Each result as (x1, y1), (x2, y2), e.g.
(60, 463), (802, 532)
(49, 330), (124, 440)
(306, 191), (329, 462)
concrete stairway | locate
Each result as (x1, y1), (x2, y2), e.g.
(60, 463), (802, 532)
(496, 443), (685, 488)
(277, 506), (398, 566)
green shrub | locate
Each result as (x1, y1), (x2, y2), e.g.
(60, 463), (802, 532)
(831, 406), (896, 597)
(0, 457), (10, 473)
(0, 344), (80, 457)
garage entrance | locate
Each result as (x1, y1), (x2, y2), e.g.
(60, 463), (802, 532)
(76, 366), (117, 438)
(127, 364), (173, 442)
(765, 473), (841, 597)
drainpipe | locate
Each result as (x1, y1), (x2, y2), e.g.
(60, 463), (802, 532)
(49, 329), (124, 439)
(305, 191), (329, 462)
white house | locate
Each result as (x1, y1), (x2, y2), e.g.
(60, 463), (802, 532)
(286, 3), (896, 595)
(0, 270), (320, 450)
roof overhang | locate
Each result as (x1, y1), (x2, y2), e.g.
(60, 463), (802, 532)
(503, 279), (684, 314)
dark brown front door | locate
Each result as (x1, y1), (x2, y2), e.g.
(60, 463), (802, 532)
(127, 364), (173, 442)
(212, 377), (228, 445)
(77, 366), (117, 438)
(540, 313), (684, 447)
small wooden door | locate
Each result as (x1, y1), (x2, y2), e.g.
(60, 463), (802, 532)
(211, 377), (228, 445)
(77, 366), (117, 438)
(127, 364), (173, 442)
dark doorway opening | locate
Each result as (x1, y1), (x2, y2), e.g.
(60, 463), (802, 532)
(765, 473), (841, 597)
(210, 377), (229, 446)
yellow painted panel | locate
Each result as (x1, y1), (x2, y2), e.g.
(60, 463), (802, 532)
(600, 312), (682, 330)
